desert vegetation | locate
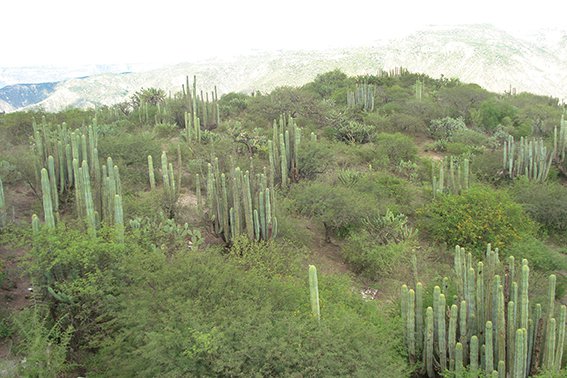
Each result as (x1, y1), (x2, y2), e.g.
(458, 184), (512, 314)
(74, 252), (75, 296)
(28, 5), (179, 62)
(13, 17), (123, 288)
(0, 70), (566, 377)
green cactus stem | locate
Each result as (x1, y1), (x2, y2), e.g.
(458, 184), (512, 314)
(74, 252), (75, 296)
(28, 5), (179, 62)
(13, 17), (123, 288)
(41, 168), (55, 229)
(309, 265), (320, 322)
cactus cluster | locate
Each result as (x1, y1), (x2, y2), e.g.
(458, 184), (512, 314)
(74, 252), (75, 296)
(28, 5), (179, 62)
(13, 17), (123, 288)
(401, 245), (566, 377)
(205, 158), (277, 243)
(503, 135), (553, 182)
(31, 118), (123, 237)
(432, 156), (470, 197)
(183, 75), (220, 142)
(268, 115), (302, 188)
(347, 83), (375, 111)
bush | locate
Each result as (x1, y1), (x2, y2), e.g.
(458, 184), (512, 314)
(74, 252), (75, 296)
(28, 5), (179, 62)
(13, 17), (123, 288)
(98, 131), (162, 192)
(373, 132), (418, 166)
(418, 185), (538, 253)
(92, 250), (409, 377)
(343, 232), (414, 278)
(290, 181), (378, 240)
(297, 140), (335, 180)
(510, 179), (567, 237)
(428, 116), (466, 140)
(505, 237), (567, 273)
(332, 120), (376, 144)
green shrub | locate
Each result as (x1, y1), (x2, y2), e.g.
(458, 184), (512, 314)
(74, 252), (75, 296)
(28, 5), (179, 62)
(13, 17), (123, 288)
(510, 179), (567, 237)
(291, 181), (378, 240)
(97, 131), (161, 192)
(505, 237), (567, 272)
(332, 120), (376, 144)
(428, 116), (466, 140)
(92, 250), (409, 377)
(418, 185), (538, 253)
(297, 140), (335, 180)
(343, 232), (414, 278)
(353, 171), (424, 215)
(12, 306), (73, 378)
(228, 236), (305, 278)
(373, 132), (418, 166)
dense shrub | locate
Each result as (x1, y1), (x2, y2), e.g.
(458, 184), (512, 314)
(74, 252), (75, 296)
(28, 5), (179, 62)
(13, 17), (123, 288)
(428, 116), (466, 140)
(418, 185), (537, 252)
(510, 179), (567, 237)
(92, 250), (409, 377)
(505, 237), (567, 273)
(332, 120), (376, 144)
(98, 131), (162, 191)
(297, 140), (335, 180)
(343, 232), (414, 279)
(291, 181), (378, 240)
(373, 132), (418, 166)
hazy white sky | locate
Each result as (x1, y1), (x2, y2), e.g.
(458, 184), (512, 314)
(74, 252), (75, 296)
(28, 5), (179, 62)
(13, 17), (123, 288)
(2, 0), (566, 66)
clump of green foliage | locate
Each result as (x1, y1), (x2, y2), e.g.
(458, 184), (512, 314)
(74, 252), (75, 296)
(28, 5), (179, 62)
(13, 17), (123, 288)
(418, 185), (537, 252)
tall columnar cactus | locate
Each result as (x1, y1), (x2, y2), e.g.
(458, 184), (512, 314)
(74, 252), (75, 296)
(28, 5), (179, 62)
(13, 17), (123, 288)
(0, 177), (5, 228)
(31, 214), (40, 234)
(425, 306), (434, 378)
(401, 245), (565, 377)
(40, 168), (55, 229)
(82, 161), (96, 236)
(346, 82), (375, 111)
(503, 135), (553, 182)
(148, 155), (156, 190)
(432, 156), (470, 197)
(203, 158), (277, 243)
(114, 194), (124, 243)
(309, 265), (320, 322)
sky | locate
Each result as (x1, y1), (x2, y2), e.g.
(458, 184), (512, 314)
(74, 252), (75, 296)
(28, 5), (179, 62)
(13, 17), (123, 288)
(1, 0), (566, 67)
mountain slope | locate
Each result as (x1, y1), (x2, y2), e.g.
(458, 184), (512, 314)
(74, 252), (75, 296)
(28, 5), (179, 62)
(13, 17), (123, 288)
(10, 25), (567, 112)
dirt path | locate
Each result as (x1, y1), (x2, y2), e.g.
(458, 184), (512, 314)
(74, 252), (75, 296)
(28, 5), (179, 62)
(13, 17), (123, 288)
(0, 246), (32, 359)
(305, 223), (350, 275)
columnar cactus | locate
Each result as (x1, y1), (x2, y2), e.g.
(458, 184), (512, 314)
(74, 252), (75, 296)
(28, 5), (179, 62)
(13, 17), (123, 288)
(41, 168), (55, 229)
(0, 177), (5, 228)
(401, 245), (566, 377)
(503, 135), (553, 182)
(309, 265), (320, 322)
(148, 155), (156, 190)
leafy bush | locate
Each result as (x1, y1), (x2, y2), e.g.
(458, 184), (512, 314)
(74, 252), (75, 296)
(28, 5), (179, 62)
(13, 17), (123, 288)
(505, 237), (567, 273)
(97, 131), (161, 191)
(343, 232), (415, 278)
(333, 120), (376, 144)
(228, 236), (305, 278)
(428, 116), (466, 140)
(373, 132), (418, 166)
(12, 306), (73, 378)
(291, 181), (378, 240)
(92, 250), (409, 377)
(510, 179), (567, 237)
(418, 185), (537, 252)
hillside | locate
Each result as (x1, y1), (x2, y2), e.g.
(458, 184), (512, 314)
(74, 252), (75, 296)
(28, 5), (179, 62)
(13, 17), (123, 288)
(0, 63), (566, 377)
(2, 25), (566, 113)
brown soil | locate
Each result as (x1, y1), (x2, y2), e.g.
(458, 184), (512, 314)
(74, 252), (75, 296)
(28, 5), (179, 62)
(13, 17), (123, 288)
(305, 223), (350, 275)
(4, 183), (37, 224)
(0, 246), (32, 359)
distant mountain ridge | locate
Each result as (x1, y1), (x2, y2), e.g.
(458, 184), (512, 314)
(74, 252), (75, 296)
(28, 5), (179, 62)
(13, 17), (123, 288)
(3, 25), (566, 113)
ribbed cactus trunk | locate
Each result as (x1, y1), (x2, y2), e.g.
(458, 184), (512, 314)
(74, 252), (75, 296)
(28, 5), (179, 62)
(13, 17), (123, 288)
(309, 265), (320, 322)
(114, 194), (124, 243)
(41, 168), (55, 229)
(425, 306), (434, 378)
(148, 155), (155, 190)
(0, 177), (5, 228)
